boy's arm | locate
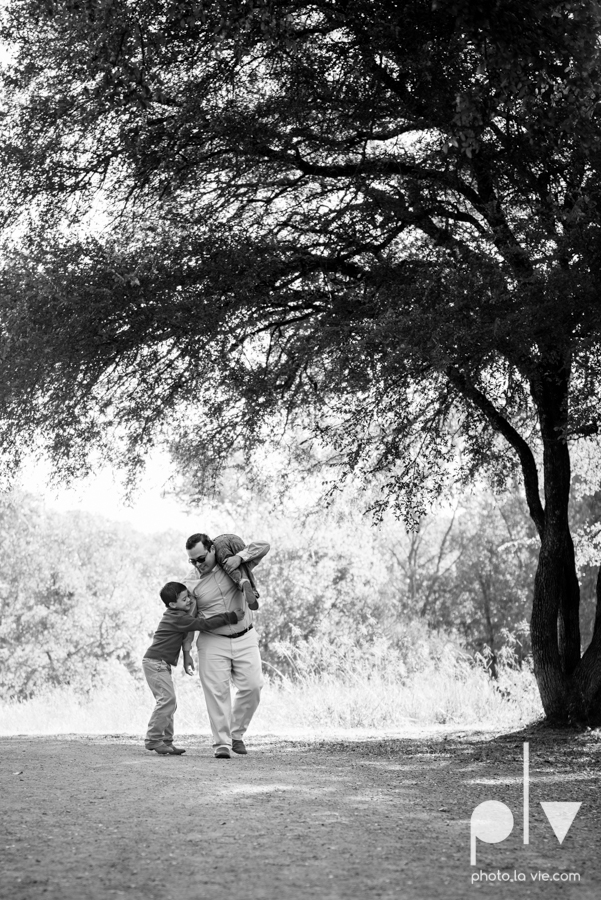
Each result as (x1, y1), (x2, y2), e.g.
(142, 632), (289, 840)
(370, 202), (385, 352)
(182, 610), (243, 676)
(173, 611), (240, 634)
(198, 610), (242, 632)
(182, 597), (197, 654)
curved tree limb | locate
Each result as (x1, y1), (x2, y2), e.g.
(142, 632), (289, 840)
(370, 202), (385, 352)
(446, 366), (545, 537)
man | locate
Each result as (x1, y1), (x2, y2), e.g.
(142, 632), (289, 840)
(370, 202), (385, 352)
(182, 533), (270, 759)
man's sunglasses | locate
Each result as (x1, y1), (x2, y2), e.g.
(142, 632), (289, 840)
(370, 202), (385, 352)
(189, 554), (208, 566)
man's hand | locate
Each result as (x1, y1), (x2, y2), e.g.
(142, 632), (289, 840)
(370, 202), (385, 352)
(183, 651), (195, 676)
(222, 554), (243, 575)
(234, 608), (245, 622)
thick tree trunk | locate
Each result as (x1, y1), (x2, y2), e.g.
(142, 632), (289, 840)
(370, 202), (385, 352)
(454, 356), (601, 723)
(571, 570), (601, 725)
(529, 357), (582, 722)
(531, 525), (570, 721)
(533, 521), (601, 725)
(558, 532), (581, 677)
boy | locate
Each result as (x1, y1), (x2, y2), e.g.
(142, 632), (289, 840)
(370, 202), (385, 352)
(142, 581), (244, 755)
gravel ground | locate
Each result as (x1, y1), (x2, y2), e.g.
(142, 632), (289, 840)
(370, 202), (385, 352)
(1, 726), (599, 900)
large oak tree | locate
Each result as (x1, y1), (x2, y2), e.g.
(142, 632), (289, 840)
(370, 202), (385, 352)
(2, 0), (601, 722)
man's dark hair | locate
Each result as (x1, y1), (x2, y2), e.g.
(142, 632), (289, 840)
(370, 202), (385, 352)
(185, 533), (213, 551)
(159, 581), (188, 608)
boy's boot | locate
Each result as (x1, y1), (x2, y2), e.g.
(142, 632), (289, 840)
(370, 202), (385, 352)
(239, 578), (259, 610)
(147, 743), (185, 755)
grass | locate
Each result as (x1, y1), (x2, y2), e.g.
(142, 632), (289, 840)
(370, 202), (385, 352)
(0, 649), (542, 737)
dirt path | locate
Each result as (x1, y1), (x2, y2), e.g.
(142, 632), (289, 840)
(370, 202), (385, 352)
(1, 728), (600, 900)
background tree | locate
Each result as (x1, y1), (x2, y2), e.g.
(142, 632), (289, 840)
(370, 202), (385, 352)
(436, 491), (537, 674)
(1, 471), (548, 703)
(2, 0), (601, 721)
(0, 491), (184, 700)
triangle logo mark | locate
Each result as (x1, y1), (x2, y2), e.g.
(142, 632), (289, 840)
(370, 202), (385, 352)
(540, 802), (582, 844)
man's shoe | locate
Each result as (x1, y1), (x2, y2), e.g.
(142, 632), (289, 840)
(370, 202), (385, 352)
(147, 743), (184, 756)
(214, 747), (231, 759)
(232, 739), (247, 755)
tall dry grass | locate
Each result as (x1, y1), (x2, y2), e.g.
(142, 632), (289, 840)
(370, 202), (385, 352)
(0, 631), (542, 736)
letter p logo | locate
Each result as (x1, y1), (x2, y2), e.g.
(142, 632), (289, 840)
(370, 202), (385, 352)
(470, 800), (514, 865)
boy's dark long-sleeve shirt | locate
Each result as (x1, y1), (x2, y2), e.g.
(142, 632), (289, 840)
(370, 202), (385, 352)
(144, 609), (238, 667)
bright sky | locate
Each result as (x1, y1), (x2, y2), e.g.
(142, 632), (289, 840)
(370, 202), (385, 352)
(18, 450), (204, 535)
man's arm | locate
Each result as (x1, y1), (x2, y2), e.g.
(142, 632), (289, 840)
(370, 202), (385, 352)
(239, 540), (270, 565)
(221, 540), (270, 575)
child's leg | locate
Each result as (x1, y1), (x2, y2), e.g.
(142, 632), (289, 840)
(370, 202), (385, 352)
(239, 562), (259, 610)
(142, 658), (177, 749)
(224, 562), (243, 586)
(162, 700), (178, 746)
(222, 557), (257, 610)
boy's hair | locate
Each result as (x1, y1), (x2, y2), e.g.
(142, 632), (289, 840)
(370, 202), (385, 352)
(185, 532), (213, 552)
(159, 581), (188, 608)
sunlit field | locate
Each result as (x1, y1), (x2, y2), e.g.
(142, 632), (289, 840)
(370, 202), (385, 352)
(0, 639), (542, 737)
(0, 483), (548, 742)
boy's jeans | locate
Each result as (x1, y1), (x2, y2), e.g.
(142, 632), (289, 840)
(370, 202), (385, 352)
(142, 658), (177, 748)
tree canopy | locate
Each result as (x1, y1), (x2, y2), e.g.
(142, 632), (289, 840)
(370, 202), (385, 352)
(0, 0), (598, 500)
(3, 0), (601, 721)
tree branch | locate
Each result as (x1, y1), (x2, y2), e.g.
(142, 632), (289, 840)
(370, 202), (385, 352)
(446, 367), (545, 537)
(470, 155), (534, 278)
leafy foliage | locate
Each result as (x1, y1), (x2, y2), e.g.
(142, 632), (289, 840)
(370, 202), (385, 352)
(0, 491), (182, 699)
(0, 475), (556, 701)
(0, 0), (600, 511)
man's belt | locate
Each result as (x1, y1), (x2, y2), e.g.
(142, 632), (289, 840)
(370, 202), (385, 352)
(227, 625), (254, 639)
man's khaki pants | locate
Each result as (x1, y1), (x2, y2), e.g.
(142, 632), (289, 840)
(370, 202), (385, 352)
(142, 658), (176, 748)
(196, 629), (263, 751)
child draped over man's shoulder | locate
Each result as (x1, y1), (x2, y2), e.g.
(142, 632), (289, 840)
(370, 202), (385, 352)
(142, 581), (244, 755)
